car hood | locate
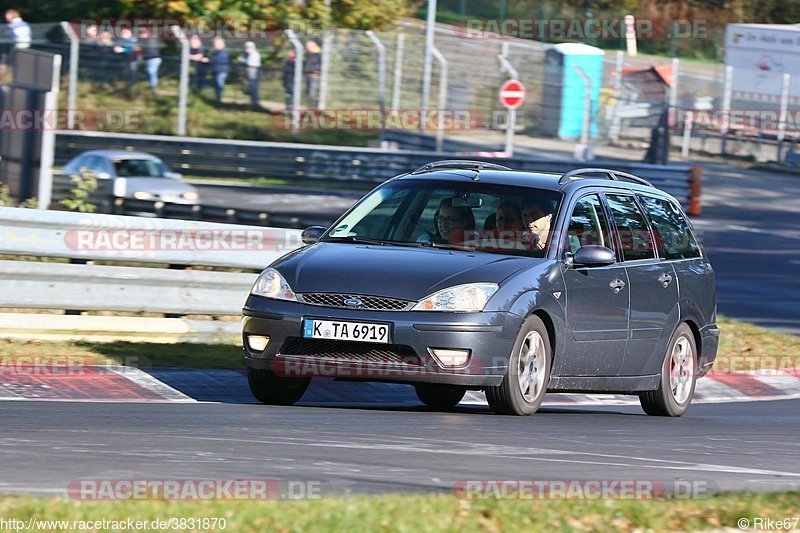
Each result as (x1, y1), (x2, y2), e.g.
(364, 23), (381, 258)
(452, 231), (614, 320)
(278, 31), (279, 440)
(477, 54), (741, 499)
(120, 177), (196, 195)
(273, 242), (539, 300)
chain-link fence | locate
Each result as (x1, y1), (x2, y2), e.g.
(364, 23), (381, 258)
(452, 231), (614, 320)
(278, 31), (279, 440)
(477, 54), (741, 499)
(1, 20), (797, 163)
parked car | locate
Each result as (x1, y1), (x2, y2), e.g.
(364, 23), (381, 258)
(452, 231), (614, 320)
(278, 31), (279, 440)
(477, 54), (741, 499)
(62, 150), (199, 205)
(242, 161), (719, 416)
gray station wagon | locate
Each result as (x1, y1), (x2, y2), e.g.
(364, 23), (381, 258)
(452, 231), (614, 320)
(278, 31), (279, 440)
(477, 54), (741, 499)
(242, 161), (719, 416)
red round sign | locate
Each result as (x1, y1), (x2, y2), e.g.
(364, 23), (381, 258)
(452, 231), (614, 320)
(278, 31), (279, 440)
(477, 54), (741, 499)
(499, 79), (525, 110)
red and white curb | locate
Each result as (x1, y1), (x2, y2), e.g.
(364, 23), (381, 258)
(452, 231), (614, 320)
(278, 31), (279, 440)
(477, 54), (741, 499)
(0, 366), (799, 405)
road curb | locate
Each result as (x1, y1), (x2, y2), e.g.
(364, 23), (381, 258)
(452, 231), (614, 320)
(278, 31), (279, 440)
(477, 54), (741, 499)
(2, 367), (799, 406)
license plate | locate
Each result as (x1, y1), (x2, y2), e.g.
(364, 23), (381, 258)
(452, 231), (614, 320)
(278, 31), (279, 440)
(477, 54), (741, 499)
(302, 319), (390, 344)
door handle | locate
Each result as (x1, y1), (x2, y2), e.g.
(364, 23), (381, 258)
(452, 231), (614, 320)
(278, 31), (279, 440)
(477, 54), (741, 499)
(609, 278), (625, 293)
(658, 273), (673, 287)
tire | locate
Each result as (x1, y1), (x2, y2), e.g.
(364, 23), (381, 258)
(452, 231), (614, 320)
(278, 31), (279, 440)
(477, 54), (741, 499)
(247, 367), (310, 405)
(414, 384), (467, 410)
(486, 315), (551, 416)
(639, 323), (697, 417)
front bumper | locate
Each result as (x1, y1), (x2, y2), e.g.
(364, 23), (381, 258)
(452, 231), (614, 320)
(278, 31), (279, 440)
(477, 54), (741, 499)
(242, 296), (524, 387)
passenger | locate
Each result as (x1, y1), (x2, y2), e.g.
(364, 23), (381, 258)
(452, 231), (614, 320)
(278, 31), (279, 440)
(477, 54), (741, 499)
(419, 198), (475, 245)
(521, 201), (554, 250)
(493, 201), (526, 251)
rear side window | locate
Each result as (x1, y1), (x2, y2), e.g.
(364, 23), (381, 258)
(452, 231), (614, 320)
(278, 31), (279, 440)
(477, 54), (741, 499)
(639, 195), (701, 259)
(564, 194), (613, 255)
(605, 194), (656, 261)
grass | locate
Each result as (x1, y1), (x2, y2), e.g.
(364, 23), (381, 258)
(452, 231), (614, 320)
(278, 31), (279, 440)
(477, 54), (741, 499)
(0, 491), (798, 532)
(715, 316), (800, 372)
(66, 79), (378, 146)
(0, 338), (244, 370)
(0, 315), (796, 373)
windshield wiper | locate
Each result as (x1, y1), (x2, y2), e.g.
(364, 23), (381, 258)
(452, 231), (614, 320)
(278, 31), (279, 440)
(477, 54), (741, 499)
(420, 240), (475, 252)
(325, 236), (420, 248)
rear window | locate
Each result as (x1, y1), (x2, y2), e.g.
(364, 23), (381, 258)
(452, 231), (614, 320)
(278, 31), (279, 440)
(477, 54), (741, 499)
(639, 195), (701, 260)
(605, 194), (656, 261)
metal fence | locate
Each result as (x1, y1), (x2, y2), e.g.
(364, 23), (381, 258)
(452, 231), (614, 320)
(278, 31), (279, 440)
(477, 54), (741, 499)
(1, 20), (796, 164)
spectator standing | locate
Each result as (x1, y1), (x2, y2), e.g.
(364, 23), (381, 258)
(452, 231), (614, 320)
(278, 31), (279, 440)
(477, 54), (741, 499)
(304, 40), (321, 108)
(96, 30), (116, 86)
(4, 9), (31, 50)
(188, 35), (207, 91)
(238, 41), (261, 107)
(139, 27), (161, 94)
(113, 27), (139, 97)
(207, 36), (229, 103)
(282, 49), (296, 113)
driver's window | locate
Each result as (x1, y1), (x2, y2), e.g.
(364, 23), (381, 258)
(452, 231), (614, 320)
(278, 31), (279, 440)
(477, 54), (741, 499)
(565, 194), (613, 254)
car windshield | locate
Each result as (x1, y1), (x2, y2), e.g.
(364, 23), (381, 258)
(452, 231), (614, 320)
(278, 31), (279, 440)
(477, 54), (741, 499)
(113, 158), (168, 178)
(325, 179), (562, 258)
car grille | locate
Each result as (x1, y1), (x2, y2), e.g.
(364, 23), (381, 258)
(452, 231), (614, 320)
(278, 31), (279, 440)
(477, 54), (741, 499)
(298, 293), (412, 311)
(279, 337), (421, 366)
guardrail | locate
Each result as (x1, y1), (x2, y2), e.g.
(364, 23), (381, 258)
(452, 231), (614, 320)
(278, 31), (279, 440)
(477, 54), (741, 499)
(0, 207), (301, 322)
(54, 130), (703, 216)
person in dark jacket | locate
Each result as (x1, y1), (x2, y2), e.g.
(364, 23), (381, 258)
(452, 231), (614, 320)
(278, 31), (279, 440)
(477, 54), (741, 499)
(206, 36), (229, 103)
(282, 49), (296, 113)
(139, 27), (161, 93)
(188, 35), (207, 91)
(304, 40), (321, 108)
(113, 27), (139, 97)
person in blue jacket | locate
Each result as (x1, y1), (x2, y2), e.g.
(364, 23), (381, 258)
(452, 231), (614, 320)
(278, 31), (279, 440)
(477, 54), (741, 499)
(206, 36), (230, 103)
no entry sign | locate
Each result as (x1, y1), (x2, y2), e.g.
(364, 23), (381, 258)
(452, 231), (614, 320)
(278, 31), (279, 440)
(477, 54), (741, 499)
(499, 79), (525, 109)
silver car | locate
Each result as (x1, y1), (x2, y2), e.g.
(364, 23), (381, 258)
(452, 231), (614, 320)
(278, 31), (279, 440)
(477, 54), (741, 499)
(63, 150), (200, 205)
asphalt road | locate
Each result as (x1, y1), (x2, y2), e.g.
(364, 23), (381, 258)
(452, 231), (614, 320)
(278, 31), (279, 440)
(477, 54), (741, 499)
(3, 398), (800, 496)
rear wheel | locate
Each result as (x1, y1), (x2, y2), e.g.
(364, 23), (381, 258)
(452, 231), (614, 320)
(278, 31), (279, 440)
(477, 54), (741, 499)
(414, 384), (466, 410)
(639, 323), (697, 417)
(247, 367), (310, 405)
(486, 315), (551, 416)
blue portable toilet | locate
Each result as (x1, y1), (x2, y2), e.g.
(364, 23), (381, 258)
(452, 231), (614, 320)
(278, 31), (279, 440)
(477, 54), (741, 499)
(541, 43), (605, 139)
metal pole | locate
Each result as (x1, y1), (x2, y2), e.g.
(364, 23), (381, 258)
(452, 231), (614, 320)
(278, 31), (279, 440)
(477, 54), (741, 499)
(171, 25), (190, 136)
(285, 29), (305, 133)
(421, 0), (438, 120)
(498, 41), (519, 156)
(430, 46), (447, 152)
(60, 22), (78, 130)
(777, 72), (791, 161)
(391, 33), (405, 111)
(721, 65), (733, 155)
(318, 31), (333, 111)
(38, 54), (62, 210)
(609, 50), (624, 143)
(669, 57), (679, 109)
(681, 110), (693, 159)
(574, 65), (592, 160)
(366, 31), (386, 135)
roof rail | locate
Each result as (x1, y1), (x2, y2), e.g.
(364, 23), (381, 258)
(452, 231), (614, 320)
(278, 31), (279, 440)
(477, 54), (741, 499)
(558, 167), (654, 187)
(411, 160), (513, 175)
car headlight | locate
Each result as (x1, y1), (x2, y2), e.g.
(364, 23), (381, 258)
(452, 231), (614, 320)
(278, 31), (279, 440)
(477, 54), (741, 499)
(133, 191), (152, 200)
(412, 283), (498, 312)
(183, 191), (199, 200)
(250, 268), (297, 301)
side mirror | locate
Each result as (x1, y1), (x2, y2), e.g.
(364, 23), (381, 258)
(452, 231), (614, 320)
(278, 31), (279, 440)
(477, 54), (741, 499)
(165, 171), (182, 180)
(573, 245), (616, 267)
(301, 226), (327, 245)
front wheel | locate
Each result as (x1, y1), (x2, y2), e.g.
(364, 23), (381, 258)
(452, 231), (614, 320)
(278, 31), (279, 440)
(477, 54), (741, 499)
(639, 323), (697, 417)
(486, 315), (551, 416)
(414, 384), (466, 410)
(247, 367), (310, 405)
